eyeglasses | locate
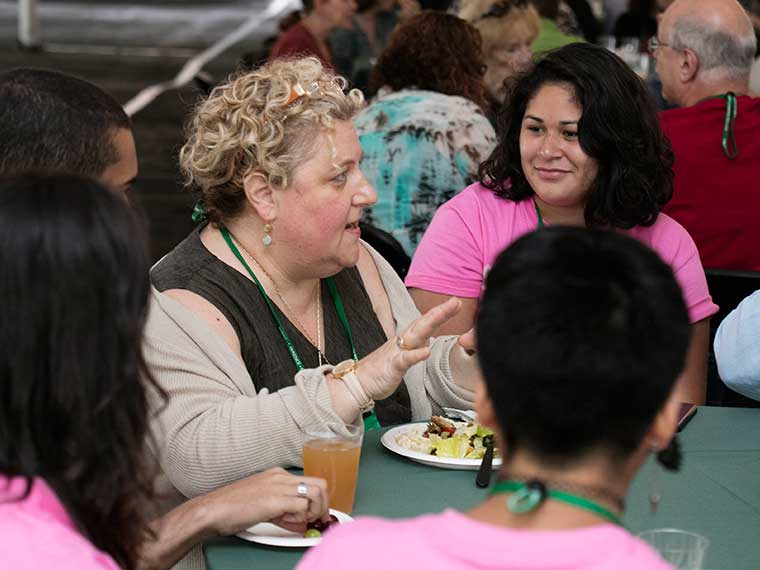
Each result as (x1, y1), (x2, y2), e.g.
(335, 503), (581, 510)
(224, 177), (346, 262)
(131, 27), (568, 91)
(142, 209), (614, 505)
(477, 0), (529, 21)
(647, 36), (670, 52)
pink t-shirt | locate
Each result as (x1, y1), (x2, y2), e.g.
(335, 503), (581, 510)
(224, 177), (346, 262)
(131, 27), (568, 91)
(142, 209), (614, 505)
(297, 509), (673, 570)
(0, 475), (120, 570)
(406, 183), (718, 324)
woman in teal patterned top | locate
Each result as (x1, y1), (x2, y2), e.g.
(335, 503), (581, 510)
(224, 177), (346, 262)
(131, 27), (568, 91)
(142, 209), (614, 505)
(354, 12), (496, 255)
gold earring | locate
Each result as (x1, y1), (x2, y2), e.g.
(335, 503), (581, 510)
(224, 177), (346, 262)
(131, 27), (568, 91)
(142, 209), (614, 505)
(262, 223), (272, 246)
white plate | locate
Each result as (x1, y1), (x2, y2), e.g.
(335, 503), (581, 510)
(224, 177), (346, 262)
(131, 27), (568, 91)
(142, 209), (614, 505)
(381, 423), (502, 471)
(236, 509), (353, 548)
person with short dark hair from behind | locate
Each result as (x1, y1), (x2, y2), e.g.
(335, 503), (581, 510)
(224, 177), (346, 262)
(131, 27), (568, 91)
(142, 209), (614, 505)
(0, 68), (137, 197)
(298, 226), (691, 570)
(407, 43), (718, 404)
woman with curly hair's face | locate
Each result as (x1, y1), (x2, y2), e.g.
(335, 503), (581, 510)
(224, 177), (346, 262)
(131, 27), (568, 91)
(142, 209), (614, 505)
(270, 120), (378, 273)
(519, 82), (598, 224)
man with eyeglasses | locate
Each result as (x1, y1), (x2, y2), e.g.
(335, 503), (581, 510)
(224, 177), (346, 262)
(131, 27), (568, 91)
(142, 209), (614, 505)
(653, 0), (760, 272)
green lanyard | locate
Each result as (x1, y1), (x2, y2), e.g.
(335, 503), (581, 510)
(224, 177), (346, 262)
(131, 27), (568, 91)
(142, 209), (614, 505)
(533, 198), (545, 228)
(703, 92), (738, 160)
(721, 93), (738, 160)
(491, 480), (624, 527)
(220, 227), (380, 430)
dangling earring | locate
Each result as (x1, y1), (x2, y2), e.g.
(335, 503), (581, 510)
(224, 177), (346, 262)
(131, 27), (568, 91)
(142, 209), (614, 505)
(648, 443), (662, 514)
(648, 436), (682, 514)
(262, 223), (273, 246)
(657, 437), (682, 471)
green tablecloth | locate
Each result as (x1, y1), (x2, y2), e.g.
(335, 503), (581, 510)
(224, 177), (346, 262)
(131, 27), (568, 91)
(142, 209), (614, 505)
(204, 406), (760, 569)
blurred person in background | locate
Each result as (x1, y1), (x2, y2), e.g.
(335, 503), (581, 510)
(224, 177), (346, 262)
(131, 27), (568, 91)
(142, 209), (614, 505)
(354, 12), (496, 254)
(299, 226), (689, 570)
(531, 0), (585, 52)
(269, 0), (357, 69)
(406, 43), (717, 405)
(329, 0), (421, 92)
(459, 0), (541, 113)
(654, 0), (760, 271)
(614, 0), (657, 45)
(562, 0), (600, 42)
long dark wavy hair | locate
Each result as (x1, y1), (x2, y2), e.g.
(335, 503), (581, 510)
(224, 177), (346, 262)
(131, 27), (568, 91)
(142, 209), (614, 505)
(368, 11), (488, 109)
(479, 42), (674, 228)
(0, 173), (160, 570)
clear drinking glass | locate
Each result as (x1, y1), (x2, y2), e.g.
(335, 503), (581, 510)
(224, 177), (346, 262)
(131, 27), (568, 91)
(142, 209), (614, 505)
(638, 528), (710, 570)
(303, 425), (362, 513)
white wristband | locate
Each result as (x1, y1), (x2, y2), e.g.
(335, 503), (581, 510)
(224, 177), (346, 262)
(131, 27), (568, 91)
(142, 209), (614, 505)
(341, 370), (375, 413)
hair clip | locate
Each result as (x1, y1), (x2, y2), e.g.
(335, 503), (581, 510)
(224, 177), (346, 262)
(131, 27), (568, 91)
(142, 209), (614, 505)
(285, 81), (321, 106)
(191, 200), (208, 223)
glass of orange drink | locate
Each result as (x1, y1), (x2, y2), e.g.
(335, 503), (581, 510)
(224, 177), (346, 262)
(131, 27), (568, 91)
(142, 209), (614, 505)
(303, 424), (363, 514)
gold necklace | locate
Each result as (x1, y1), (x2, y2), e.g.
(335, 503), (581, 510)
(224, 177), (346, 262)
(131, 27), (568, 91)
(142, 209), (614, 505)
(228, 233), (330, 366)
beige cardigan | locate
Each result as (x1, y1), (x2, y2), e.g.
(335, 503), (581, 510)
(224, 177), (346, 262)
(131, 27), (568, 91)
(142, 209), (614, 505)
(143, 243), (474, 569)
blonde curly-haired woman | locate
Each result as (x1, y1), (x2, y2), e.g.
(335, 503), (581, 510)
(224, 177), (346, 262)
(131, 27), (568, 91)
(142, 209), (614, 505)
(144, 57), (480, 568)
(459, 0), (541, 105)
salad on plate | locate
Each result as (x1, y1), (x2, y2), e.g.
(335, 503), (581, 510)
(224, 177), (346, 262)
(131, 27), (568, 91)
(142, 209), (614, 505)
(395, 416), (497, 460)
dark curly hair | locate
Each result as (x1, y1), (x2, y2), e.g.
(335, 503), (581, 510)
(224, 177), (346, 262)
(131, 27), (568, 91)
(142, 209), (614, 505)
(0, 173), (163, 570)
(479, 42), (674, 228)
(368, 11), (488, 109)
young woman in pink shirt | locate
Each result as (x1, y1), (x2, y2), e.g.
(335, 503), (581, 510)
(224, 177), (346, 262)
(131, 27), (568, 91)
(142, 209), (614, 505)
(406, 43), (718, 404)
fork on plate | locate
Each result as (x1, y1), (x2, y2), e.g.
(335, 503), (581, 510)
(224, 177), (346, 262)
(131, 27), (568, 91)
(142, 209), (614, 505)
(441, 407), (477, 422)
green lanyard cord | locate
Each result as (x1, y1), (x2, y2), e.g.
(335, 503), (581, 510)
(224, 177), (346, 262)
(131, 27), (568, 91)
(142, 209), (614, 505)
(491, 479), (624, 527)
(721, 92), (738, 160)
(325, 278), (358, 361)
(221, 226), (304, 369)
(220, 227), (380, 430)
(702, 92), (739, 159)
(533, 198), (545, 228)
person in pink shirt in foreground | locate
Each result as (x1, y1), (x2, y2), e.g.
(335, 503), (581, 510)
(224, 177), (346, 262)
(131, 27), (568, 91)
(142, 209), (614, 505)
(300, 226), (690, 570)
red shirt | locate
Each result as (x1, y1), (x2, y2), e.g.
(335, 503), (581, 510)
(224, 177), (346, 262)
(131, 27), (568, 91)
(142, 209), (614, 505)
(660, 96), (760, 271)
(269, 22), (333, 70)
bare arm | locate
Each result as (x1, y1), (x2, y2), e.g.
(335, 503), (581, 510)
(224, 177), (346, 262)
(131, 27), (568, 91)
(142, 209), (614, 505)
(408, 288), (478, 336)
(674, 319), (709, 405)
(139, 469), (328, 570)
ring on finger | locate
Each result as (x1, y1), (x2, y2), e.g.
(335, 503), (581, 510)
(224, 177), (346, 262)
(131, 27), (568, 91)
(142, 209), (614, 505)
(297, 482), (308, 497)
(396, 335), (410, 350)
